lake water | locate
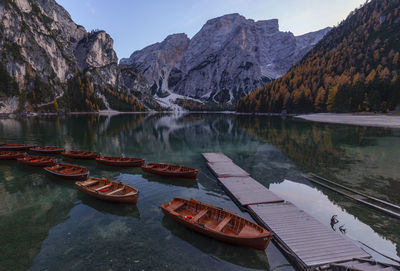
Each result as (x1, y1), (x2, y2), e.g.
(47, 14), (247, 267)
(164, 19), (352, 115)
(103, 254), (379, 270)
(0, 113), (399, 271)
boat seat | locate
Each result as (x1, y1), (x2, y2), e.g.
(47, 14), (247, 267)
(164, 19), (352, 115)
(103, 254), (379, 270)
(124, 191), (138, 196)
(191, 209), (207, 222)
(106, 187), (125, 195)
(169, 201), (186, 211)
(159, 166), (170, 171)
(215, 216), (232, 232)
(82, 180), (99, 186)
(95, 184), (112, 191)
(172, 166), (182, 172)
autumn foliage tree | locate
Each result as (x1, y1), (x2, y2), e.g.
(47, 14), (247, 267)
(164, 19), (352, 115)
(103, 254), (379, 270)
(237, 0), (400, 113)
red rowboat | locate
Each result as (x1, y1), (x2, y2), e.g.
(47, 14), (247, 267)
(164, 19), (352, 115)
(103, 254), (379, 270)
(141, 163), (199, 179)
(0, 144), (36, 151)
(161, 198), (272, 250)
(0, 151), (25, 160)
(61, 150), (100, 160)
(30, 146), (65, 154)
(76, 177), (139, 205)
(96, 156), (145, 167)
(17, 155), (56, 167)
(44, 164), (89, 180)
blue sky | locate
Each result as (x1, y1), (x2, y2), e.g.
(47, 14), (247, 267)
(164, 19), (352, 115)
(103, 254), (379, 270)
(56, 0), (365, 59)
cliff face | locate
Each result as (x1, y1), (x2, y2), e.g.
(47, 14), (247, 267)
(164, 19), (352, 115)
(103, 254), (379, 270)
(121, 14), (330, 104)
(0, 0), (153, 113)
(120, 33), (190, 97)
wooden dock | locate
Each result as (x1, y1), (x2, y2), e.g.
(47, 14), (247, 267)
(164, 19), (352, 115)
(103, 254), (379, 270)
(202, 152), (374, 271)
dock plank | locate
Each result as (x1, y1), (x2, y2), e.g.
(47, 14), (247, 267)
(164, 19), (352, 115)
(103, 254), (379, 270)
(218, 176), (284, 205)
(202, 152), (232, 163)
(207, 162), (250, 178)
(249, 203), (370, 267)
(202, 153), (372, 270)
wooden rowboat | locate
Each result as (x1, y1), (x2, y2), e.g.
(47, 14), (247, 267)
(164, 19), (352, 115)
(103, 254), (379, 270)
(61, 150), (100, 160)
(141, 163), (199, 179)
(17, 155), (56, 167)
(0, 144), (36, 151)
(30, 146), (65, 154)
(0, 151), (25, 160)
(161, 197), (272, 250)
(44, 164), (89, 180)
(76, 177), (139, 205)
(96, 156), (145, 167)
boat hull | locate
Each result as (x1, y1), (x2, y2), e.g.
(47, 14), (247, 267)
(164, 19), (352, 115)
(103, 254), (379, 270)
(44, 165), (89, 181)
(161, 198), (272, 250)
(96, 157), (144, 167)
(30, 147), (65, 154)
(17, 157), (56, 167)
(0, 144), (35, 151)
(76, 185), (138, 204)
(75, 178), (139, 204)
(162, 208), (271, 250)
(142, 164), (198, 179)
(61, 151), (100, 160)
(0, 151), (25, 160)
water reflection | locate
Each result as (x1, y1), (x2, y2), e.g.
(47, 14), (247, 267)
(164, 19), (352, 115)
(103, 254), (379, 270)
(270, 179), (399, 262)
(235, 115), (400, 259)
(161, 216), (270, 270)
(0, 113), (399, 271)
(78, 196), (141, 219)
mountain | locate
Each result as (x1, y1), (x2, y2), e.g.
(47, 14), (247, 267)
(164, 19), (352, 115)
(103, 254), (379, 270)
(121, 13), (330, 105)
(237, 0), (400, 113)
(0, 0), (157, 113)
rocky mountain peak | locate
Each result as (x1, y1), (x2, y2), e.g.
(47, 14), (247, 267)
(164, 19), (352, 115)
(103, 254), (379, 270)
(255, 18), (279, 34)
(123, 13), (330, 105)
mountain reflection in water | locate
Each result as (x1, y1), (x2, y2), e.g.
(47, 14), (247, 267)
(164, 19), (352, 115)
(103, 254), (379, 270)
(0, 113), (398, 270)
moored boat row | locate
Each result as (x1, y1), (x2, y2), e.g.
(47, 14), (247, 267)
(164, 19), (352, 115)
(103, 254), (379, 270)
(0, 144), (198, 178)
(0, 142), (272, 250)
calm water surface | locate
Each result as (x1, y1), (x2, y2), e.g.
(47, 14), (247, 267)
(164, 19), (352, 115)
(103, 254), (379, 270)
(0, 113), (399, 271)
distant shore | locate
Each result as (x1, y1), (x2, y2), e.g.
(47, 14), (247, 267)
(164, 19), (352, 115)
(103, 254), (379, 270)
(296, 113), (400, 129)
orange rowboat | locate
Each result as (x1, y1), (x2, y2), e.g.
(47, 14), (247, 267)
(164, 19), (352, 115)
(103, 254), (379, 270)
(76, 177), (139, 205)
(30, 146), (65, 154)
(96, 156), (145, 167)
(44, 164), (89, 180)
(61, 150), (100, 160)
(161, 198), (272, 250)
(141, 163), (199, 179)
(17, 155), (56, 167)
(0, 151), (25, 160)
(0, 144), (36, 151)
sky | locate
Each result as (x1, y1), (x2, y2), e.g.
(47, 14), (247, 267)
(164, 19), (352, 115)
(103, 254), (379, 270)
(56, 0), (366, 59)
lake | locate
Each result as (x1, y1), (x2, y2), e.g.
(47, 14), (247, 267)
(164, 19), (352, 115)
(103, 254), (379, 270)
(0, 113), (399, 271)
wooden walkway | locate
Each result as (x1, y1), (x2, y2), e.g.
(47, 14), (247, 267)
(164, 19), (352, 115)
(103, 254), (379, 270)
(202, 152), (372, 271)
